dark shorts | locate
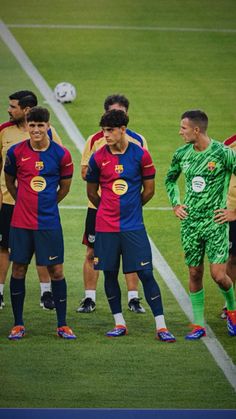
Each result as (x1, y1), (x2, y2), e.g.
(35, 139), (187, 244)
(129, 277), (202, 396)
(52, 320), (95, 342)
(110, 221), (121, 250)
(229, 220), (236, 256)
(94, 229), (153, 273)
(0, 203), (14, 249)
(82, 207), (97, 248)
(9, 227), (64, 265)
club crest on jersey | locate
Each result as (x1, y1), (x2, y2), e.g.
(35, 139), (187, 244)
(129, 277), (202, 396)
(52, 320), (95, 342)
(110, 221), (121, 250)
(115, 164), (124, 174)
(207, 161), (216, 171)
(112, 179), (128, 195)
(30, 176), (47, 192)
(35, 161), (44, 171)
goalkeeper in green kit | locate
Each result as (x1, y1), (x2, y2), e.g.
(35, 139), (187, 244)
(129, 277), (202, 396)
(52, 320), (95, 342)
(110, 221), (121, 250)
(165, 110), (236, 339)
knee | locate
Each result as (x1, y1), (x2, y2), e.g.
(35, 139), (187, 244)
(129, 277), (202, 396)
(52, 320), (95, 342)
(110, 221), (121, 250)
(12, 263), (27, 278)
(85, 247), (94, 264)
(189, 266), (203, 284)
(48, 265), (64, 280)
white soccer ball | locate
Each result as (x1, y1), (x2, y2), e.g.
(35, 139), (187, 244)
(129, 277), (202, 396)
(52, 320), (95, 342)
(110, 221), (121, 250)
(54, 82), (76, 103)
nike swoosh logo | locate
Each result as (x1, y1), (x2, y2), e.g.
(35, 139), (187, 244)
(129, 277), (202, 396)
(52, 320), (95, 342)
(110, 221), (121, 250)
(12, 292), (22, 296)
(49, 256), (58, 260)
(21, 157), (31, 162)
(66, 162), (73, 167)
(141, 261), (150, 266)
(102, 161), (111, 166)
(59, 299), (66, 303)
(151, 295), (160, 301)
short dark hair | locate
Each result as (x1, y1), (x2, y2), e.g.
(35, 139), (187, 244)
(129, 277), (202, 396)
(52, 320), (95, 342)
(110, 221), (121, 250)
(9, 90), (38, 109)
(104, 94), (129, 111)
(100, 109), (129, 128)
(26, 106), (50, 123)
(181, 110), (208, 132)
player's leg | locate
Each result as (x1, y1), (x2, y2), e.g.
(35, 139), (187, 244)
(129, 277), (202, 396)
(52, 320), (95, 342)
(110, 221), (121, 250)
(36, 264), (55, 310)
(77, 208), (98, 312)
(222, 220), (236, 318)
(181, 219), (206, 340)
(94, 231), (126, 337)
(208, 220), (236, 336)
(0, 203), (14, 308)
(125, 272), (145, 314)
(35, 228), (76, 339)
(8, 227), (33, 340)
(122, 229), (175, 342)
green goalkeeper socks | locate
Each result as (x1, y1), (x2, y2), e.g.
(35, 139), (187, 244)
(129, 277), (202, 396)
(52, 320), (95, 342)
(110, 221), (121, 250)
(190, 288), (205, 327)
(220, 285), (236, 311)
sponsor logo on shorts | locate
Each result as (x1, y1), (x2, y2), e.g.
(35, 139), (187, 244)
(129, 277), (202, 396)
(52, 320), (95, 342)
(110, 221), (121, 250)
(49, 255), (58, 260)
(112, 179), (128, 195)
(35, 161), (44, 170)
(30, 176), (47, 192)
(192, 176), (206, 193)
(141, 261), (150, 266)
(94, 257), (99, 265)
(88, 234), (95, 243)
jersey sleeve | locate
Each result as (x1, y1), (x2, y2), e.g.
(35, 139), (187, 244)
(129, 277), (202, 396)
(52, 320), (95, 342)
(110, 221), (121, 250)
(60, 148), (74, 179)
(50, 125), (62, 145)
(224, 146), (236, 175)
(86, 154), (100, 183)
(165, 152), (182, 207)
(4, 146), (17, 177)
(141, 149), (156, 179)
(81, 135), (93, 166)
(140, 135), (148, 150)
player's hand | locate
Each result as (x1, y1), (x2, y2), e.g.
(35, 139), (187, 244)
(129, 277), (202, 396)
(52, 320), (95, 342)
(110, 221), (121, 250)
(214, 208), (236, 224)
(173, 204), (188, 220)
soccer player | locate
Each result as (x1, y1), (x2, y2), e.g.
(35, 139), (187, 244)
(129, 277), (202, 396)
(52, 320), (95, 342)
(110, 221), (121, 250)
(219, 134), (236, 319)
(86, 109), (176, 342)
(165, 110), (236, 339)
(77, 94), (147, 314)
(4, 106), (76, 340)
(0, 90), (61, 310)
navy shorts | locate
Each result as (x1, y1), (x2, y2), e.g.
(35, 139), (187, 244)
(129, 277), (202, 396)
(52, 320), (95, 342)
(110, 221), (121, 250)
(94, 229), (153, 273)
(9, 227), (64, 265)
(0, 203), (14, 249)
(229, 220), (236, 256)
(82, 207), (97, 248)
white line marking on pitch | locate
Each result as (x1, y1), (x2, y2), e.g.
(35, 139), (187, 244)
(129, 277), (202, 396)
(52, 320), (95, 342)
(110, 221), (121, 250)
(1, 19), (235, 392)
(6, 23), (236, 34)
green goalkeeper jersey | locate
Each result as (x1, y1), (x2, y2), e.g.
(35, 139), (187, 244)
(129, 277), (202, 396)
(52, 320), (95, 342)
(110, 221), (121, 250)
(165, 139), (236, 219)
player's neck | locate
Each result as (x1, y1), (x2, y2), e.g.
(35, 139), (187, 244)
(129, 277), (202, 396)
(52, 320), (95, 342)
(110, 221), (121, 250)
(109, 138), (129, 154)
(16, 120), (28, 131)
(30, 136), (50, 151)
(193, 135), (211, 152)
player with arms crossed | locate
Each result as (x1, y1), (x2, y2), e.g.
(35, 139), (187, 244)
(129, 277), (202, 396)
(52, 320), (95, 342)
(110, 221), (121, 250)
(86, 109), (175, 342)
(0, 90), (61, 310)
(78, 94), (147, 314)
(165, 110), (236, 339)
(4, 106), (76, 340)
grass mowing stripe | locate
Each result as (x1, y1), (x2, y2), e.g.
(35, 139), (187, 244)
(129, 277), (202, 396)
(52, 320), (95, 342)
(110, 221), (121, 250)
(0, 19), (85, 154)
(1, 18), (236, 393)
(6, 23), (236, 33)
(149, 237), (236, 392)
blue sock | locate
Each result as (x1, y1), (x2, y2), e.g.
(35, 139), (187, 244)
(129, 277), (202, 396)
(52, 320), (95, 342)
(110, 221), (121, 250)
(51, 278), (67, 327)
(104, 271), (121, 314)
(138, 269), (163, 316)
(10, 276), (25, 326)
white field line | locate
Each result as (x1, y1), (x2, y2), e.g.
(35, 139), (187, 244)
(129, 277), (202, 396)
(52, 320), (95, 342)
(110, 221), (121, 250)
(1, 20), (236, 391)
(6, 23), (236, 34)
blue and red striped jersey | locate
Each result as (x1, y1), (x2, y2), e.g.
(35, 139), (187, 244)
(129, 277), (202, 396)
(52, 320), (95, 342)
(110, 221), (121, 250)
(86, 142), (155, 232)
(4, 139), (73, 230)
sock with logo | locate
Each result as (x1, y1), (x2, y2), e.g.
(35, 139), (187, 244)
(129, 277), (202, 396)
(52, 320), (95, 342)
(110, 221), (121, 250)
(51, 278), (67, 327)
(190, 288), (205, 327)
(137, 269), (163, 316)
(10, 276), (25, 326)
(104, 271), (121, 314)
(220, 285), (236, 311)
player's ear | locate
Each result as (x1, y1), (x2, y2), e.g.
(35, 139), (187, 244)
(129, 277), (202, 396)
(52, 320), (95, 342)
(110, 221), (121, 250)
(121, 125), (126, 134)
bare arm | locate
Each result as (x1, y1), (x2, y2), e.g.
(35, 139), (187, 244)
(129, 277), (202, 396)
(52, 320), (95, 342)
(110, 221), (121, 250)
(57, 178), (72, 203)
(0, 154), (2, 208)
(87, 182), (100, 208)
(81, 164), (88, 181)
(141, 178), (155, 206)
(5, 173), (17, 201)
